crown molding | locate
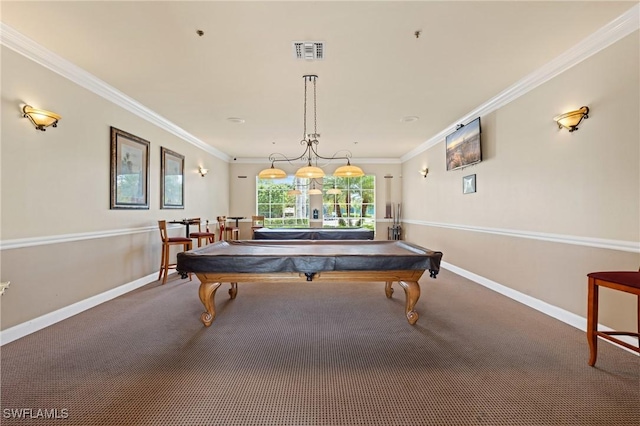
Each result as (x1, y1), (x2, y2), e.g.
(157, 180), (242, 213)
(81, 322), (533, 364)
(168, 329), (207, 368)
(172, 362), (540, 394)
(0, 22), (231, 162)
(2, 4), (638, 165)
(401, 3), (640, 162)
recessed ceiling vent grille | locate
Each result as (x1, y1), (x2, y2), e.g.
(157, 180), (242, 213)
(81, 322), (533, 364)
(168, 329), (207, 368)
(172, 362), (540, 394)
(293, 41), (324, 60)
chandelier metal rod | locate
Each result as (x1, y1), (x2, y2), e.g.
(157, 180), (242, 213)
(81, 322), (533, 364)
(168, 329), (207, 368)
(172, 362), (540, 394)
(260, 74), (363, 179)
(269, 140), (353, 165)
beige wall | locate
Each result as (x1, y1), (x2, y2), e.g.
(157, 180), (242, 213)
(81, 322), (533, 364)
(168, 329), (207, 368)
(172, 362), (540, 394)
(1, 47), (230, 329)
(401, 32), (640, 331)
(2, 27), (638, 338)
(229, 162), (402, 239)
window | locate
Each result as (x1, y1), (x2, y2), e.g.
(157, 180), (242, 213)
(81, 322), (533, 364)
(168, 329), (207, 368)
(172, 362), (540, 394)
(322, 175), (375, 230)
(256, 175), (376, 229)
(256, 176), (310, 227)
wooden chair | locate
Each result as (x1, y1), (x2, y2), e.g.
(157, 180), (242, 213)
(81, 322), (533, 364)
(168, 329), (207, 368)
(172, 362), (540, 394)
(217, 216), (239, 241)
(251, 215), (265, 237)
(188, 218), (216, 247)
(587, 270), (640, 366)
(206, 220), (216, 244)
(158, 220), (193, 284)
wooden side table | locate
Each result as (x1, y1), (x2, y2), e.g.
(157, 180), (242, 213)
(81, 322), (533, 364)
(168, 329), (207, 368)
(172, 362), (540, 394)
(586, 271), (640, 366)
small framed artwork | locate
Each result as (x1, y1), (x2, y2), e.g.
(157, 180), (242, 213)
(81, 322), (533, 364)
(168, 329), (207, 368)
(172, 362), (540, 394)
(463, 174), (476, 194)
(110, 127), (150, 209)
(161, 147), (185, 209)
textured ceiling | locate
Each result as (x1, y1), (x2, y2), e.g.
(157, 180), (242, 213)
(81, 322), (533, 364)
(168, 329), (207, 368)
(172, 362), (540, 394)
(1, 1), (634, 160)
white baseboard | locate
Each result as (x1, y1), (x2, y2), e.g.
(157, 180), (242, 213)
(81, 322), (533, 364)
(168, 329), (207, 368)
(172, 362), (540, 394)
(441, 261), (639, 355)
(2, 263), (636, 356)
(0, 272), (158, 346)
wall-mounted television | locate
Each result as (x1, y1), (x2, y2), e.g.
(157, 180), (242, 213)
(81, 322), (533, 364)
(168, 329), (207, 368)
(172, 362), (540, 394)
(446, 117), (482, 171)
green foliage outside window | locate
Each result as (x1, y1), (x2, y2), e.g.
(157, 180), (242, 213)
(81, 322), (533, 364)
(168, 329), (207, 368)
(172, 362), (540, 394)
(256, 176), (310, 227)
(322, 175), (375, 230)
(256, 175), (375, 229)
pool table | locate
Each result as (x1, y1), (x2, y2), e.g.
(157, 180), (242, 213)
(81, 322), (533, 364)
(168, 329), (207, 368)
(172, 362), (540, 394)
(253, 227), (374, 240)
(176, 240), (443, 327)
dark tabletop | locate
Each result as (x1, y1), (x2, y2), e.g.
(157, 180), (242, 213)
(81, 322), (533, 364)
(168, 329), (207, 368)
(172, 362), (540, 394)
(177, 240), (442, 277)
(253, 227), (374, 240)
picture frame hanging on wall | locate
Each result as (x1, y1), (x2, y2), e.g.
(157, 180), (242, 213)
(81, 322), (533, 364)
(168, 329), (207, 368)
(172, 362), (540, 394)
(110, 127), (150, 209)
(161, 147), (185, 209)
(463, 174), (476, 194)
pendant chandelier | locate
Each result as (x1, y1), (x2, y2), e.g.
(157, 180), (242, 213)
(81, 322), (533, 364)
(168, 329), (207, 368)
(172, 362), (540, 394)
(258, 75), (364, 180)
(308, 179), (322, 195)
(286, 178), (324, 196)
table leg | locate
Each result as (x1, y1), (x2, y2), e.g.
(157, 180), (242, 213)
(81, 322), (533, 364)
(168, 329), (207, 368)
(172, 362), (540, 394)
(229, 282), (238, 299)
(398, 280), (421, 325)
(587, 278), (599, 366)
(384, 281), (394, 298)
(198, 280), (222, 326)
(637, 294), (640, 351)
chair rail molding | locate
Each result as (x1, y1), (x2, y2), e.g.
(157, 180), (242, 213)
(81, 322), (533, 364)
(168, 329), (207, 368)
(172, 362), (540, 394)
(0, 225), (174, 250)
(404, 219), (640, 254)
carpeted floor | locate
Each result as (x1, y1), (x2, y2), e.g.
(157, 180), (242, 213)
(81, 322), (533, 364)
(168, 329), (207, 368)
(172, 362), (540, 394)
(1, 269), (638, 425)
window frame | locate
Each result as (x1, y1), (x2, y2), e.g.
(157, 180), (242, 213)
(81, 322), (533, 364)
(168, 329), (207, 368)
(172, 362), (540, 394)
(256, 176), (311, 228)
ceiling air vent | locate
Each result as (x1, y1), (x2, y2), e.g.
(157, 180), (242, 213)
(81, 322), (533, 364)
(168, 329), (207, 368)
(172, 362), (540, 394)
(293, 41), (324, 60)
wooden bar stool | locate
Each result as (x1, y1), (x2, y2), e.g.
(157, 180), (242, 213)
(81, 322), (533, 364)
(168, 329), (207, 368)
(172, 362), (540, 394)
(587, 271), (640, 366)
(217, 216), (239, 241)
(158, 220), (193, 284)
(188, 218), (216, 247)
(251, 215), (265, 238)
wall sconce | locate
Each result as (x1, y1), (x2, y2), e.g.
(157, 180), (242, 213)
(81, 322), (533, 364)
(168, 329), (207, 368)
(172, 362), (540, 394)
(0, 281), (9, 296)
(419, 168), (429, 178)
(198, 166), (208, 177)
(22, 105), (61, 131)
(554, 106), (589, 132)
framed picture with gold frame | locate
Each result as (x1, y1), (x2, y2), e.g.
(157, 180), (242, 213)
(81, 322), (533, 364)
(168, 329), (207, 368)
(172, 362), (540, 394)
(161, 147), (185, 209)
(110, 127), (150, 209)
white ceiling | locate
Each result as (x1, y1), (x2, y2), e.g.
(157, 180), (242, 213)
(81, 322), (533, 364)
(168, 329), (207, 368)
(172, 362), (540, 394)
(1, 1), (635, 161)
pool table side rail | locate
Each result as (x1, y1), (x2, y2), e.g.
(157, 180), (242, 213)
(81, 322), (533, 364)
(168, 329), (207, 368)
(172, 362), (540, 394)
(253, 227), (374, 240)
(177, 240), (443, 277)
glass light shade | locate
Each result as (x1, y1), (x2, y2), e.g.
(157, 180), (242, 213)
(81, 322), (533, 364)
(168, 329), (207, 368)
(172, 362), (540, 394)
(326, 188), (342, 195)
(308, 188), (322, 195)
(295, 165), (325, 179)
(258, 166), (287, 179)
(554, 106), (589, 132)
(287, 189), (302, 196)
(333, 164), (364, 177)
(22, 105), (61, 131)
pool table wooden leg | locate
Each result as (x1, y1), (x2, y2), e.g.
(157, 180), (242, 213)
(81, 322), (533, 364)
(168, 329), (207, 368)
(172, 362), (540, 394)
(398, 280), (420, 325)
(198, 281), (222, 326)
(384, 281), (394, 298)
(228, 282), (238, 299)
